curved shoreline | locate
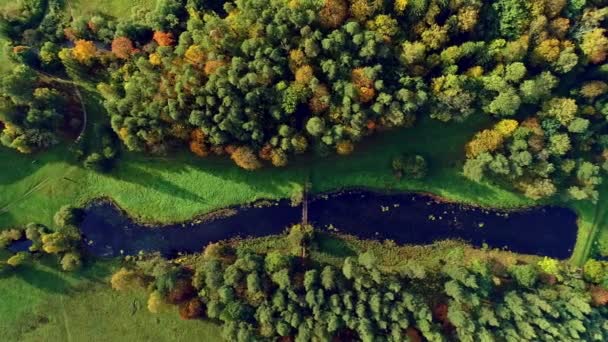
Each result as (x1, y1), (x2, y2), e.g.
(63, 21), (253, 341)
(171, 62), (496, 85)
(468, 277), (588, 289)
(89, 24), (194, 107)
(82, 188), (550, 229)
(79, 189), (578, 259)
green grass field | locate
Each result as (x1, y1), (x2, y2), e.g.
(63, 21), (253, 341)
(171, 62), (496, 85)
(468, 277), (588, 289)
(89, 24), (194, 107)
(0, 114), (532, 228)
(0, 253), (222, 341)
(68, 0), (153, 18)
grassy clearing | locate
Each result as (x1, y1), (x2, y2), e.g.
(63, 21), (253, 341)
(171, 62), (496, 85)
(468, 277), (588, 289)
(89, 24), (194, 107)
(0, 254), (221, 341)
(67, 0), (153, 18)
(18, 286), (222, 342)
(0, 113), (524, 230)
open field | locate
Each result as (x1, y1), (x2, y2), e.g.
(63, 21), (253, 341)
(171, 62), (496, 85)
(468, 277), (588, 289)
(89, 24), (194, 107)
(0, 252), (222, 341)
(0, 114), (530, 228)
(68, 0), (153, 18)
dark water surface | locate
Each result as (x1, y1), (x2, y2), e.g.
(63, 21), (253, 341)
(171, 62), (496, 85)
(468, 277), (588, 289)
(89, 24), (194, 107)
(80, 190), (578, 259)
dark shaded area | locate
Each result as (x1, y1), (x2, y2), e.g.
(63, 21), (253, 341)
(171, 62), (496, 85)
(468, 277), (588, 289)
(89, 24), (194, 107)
(80, 199), (300, 257)
(7, 239), (33, 253)
(80, 190), (578, 259)
(309, 191), (577, 259)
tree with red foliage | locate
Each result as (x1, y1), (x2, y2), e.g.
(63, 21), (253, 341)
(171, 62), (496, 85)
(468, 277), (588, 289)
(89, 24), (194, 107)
(178, 298), (205, 320)
(167, 278), (196, 304)
(111, 37), (135, 60)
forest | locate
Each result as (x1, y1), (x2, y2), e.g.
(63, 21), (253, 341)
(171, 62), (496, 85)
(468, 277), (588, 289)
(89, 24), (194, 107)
(107, 225), (608, 342)
(0, 0), (607, 202)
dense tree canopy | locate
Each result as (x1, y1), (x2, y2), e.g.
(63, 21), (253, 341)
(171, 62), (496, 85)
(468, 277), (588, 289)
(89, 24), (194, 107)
(115, 228), (608, 342)
(1, 0), (607, 200)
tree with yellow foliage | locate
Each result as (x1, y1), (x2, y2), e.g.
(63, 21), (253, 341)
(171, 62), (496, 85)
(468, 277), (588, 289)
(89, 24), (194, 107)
(394, 0), (407, 15)
(336, 140), (354, 155)
(295, 65), (314, 85)
(72, 40), (97, 64)
(494, 119), (519, 137)
(581, 29), (608, 64)
(466, 129), (504, 158)
(111, 267), (147, 291)
(185, 45), (206, 66)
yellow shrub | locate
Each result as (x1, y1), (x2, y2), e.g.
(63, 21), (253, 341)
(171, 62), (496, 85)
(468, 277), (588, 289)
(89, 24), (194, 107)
(494, 119), (519, 137)
(466, 129), (504, 158)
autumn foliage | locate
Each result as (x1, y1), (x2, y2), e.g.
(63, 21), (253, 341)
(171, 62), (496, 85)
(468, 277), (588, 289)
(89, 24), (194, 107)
(153, 31), (175, 46)
(189, 128), (209, 157)
(111, 37), (135, 60)
(178, 298), (205, 320)
(319, 0), (348, 29)
(73, 40), (97, 63)
(167, 279), (196, 304)
(231, 146), (262, 170)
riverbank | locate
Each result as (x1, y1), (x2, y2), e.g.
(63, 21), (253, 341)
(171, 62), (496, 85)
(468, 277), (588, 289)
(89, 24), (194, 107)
(1, 114), (603, 262)
(79, 190), (577, 259)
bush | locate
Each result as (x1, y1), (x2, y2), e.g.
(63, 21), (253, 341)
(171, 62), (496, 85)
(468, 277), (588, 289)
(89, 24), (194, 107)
(110, 267), (147, 291)
(83, 152), (109, 172)
(584, 259), (607, 284)
(0, 229), (23, 249)
(392, 154), (428, 180)
(53, 205), (83, 228)
(231, 146), (262, 170)
(7, 252), (29, 267)
(41, 232), (75, 254)
(61, 252), (82, 271)
(148, 290), (168, 313)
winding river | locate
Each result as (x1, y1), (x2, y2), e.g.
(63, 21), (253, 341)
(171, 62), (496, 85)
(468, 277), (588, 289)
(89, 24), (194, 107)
(79, 190), (578, 259)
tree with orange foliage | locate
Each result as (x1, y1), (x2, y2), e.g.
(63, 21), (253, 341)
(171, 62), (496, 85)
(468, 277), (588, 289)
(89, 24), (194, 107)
(153, 31), (175, 46)
(72, 40), (97, 64)
(352, 68), (375, 103)
(111, 37), (134, 60)
(189, 129), (209, 157)
(167, 279), (196, 304)
(204, 60), (227, 76)
(591, 286), (608, 306)
(259, 144), (273, 161)
(231, 146), (262, 170)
